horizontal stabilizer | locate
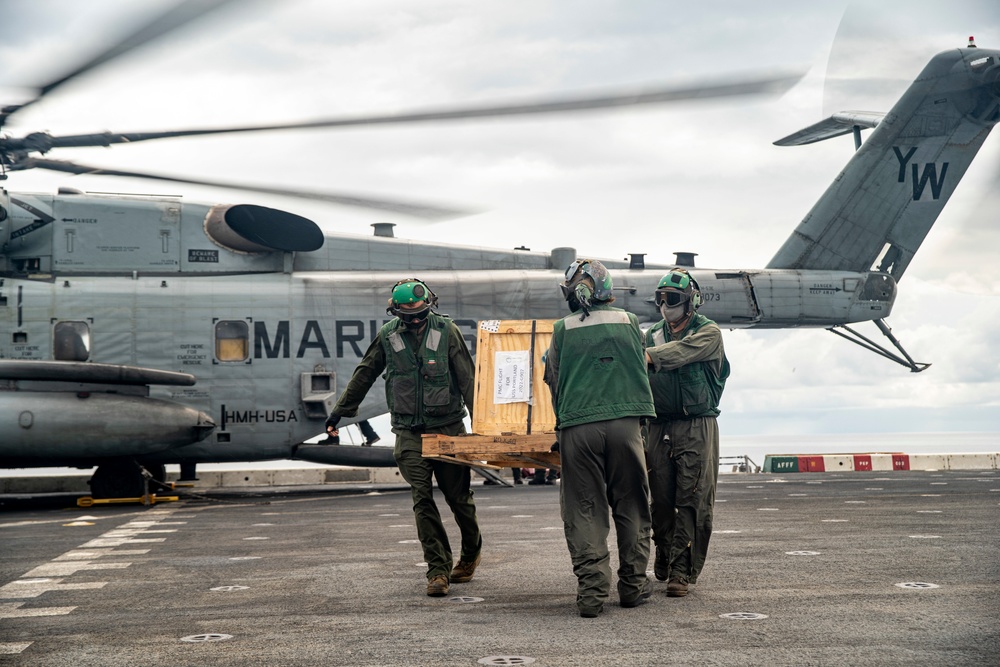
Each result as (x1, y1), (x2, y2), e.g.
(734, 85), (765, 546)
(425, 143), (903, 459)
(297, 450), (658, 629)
(774, 111), (885, 146)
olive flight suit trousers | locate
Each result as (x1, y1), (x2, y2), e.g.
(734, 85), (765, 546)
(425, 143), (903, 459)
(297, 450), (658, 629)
(646, 416), (719, 584)
(394, 420), (482, 581)
(559, 417), (651, 613)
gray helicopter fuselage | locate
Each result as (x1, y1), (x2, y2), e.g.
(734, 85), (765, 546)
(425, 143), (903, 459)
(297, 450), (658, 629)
(0, 192), (893, 467)
(3, 44), (997, 470)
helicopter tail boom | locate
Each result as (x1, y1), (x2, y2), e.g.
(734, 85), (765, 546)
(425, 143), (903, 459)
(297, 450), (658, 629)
(767, 47), (1000, 280)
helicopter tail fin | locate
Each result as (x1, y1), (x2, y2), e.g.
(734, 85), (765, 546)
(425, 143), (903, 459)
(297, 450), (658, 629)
(766, 47), (1000, 280)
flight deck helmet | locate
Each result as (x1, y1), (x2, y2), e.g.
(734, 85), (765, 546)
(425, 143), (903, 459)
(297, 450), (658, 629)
(655, 268), (702, 311)
(560, 259), (614, 314)
(387, 278), (438, 328)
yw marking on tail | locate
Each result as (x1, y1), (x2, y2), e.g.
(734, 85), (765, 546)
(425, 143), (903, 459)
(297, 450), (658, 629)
(893, 146), (950, 200)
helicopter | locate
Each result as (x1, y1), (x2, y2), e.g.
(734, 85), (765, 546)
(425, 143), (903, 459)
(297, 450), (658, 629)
(1, 2), (997, 496)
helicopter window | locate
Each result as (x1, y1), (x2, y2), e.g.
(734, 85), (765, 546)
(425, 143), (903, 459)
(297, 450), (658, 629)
(53, 321), (91, 361)
(215, 320), (249, 362)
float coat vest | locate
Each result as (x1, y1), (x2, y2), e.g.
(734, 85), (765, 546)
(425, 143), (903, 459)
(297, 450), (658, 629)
(380, 312), (466, 431)
(551, 306), (655, 429)
(645, 313), (730, 420)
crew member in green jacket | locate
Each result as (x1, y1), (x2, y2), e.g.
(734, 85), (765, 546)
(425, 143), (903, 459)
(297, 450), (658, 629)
(325, 279), (482, 598)
(644, 269), (730, 598)
(543, 259), (656, 618)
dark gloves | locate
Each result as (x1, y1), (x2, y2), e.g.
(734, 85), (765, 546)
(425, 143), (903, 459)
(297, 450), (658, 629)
(325, 413), (342, 432)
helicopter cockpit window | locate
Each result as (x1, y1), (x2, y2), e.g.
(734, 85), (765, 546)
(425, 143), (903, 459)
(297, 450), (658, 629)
(53, 321), (91, 361)
(215, 320), (249, 362)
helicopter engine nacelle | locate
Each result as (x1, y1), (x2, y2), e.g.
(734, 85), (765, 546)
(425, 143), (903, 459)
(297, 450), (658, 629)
(203, 204), (324, 254)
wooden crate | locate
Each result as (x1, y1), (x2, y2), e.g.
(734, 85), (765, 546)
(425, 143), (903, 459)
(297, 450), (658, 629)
(422, 319), (559, 470)
(471, 319), (556, 436)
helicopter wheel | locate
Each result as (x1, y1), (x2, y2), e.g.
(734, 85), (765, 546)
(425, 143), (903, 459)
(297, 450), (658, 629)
(140, 462), (170, 494)
(88, 459), (163, 499)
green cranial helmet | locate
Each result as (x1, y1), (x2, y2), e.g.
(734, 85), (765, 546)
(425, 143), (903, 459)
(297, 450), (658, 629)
(387, 278), (439, 328)
(655, 268), (701, 309)
(658, 269), (691, 292)
(389, 279), (436, 308)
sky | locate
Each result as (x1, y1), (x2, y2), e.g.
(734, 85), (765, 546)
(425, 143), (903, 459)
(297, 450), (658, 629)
(1, 0), (998, 441)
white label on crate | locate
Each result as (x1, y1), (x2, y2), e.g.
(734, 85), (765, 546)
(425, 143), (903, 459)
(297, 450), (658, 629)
(480, 320), (501, 333)
(494, 350), (531, 404)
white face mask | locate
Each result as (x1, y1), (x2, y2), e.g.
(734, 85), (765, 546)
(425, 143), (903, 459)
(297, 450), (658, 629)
(661, 303), (687, 323)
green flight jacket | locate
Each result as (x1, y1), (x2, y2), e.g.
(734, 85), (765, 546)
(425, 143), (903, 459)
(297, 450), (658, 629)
(380, 312), (469, 430)
(645, 313), (729, 420)
(544, 305), (655, 429)
(332, 311), (475, 433)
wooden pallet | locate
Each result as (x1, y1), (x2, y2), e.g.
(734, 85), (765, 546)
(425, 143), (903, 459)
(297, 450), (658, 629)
(422, 432), (560, 470)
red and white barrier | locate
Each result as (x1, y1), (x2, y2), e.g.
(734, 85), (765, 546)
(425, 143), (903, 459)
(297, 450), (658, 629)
(763, 452), (998, 473)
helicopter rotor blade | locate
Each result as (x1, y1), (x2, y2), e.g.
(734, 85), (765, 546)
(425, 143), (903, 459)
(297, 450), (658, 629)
(31, 72), (803, 149)
(18, 157), (476, 221)
(0, 0), (241, 127)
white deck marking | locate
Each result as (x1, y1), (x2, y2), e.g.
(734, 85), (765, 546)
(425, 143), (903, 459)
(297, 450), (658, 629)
(137, 529), (178, 534)
(54, 549), (150, 561)
(0, 602), (77, 618)
(25, 561), (131, 577)
(80, 537), (166, 548)
(0, 579), (107, 599)
(0, 642), (33, 654)
(0, 504), (181, 645)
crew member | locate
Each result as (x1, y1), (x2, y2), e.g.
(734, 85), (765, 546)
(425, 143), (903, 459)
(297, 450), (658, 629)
(543, 259), (656, 618)
(644, 269), (730, 598)
(325, 279), (482, 598)
(357, 419), (380, 446)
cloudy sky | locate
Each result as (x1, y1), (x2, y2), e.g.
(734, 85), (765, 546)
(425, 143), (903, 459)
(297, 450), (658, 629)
(1, 0), (998, 442)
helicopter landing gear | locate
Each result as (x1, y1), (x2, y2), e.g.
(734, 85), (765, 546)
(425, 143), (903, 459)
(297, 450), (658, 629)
(827, 319), (930, 373)
(88, 460), (166, 499)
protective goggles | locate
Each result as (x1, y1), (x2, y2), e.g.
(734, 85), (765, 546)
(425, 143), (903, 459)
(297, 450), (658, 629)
(655, 289), (689, 307)
(563, 260), (585, 283)
(396, 306), (430, 324)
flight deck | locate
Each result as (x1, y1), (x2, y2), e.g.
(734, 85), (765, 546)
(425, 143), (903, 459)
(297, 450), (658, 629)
(1, 470), (998, 666)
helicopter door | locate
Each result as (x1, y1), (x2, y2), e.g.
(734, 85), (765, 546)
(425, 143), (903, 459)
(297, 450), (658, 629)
(697, 272), (761, 325)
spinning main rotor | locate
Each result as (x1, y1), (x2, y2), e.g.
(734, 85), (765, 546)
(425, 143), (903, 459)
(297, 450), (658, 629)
(0, 0), (800, 219)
